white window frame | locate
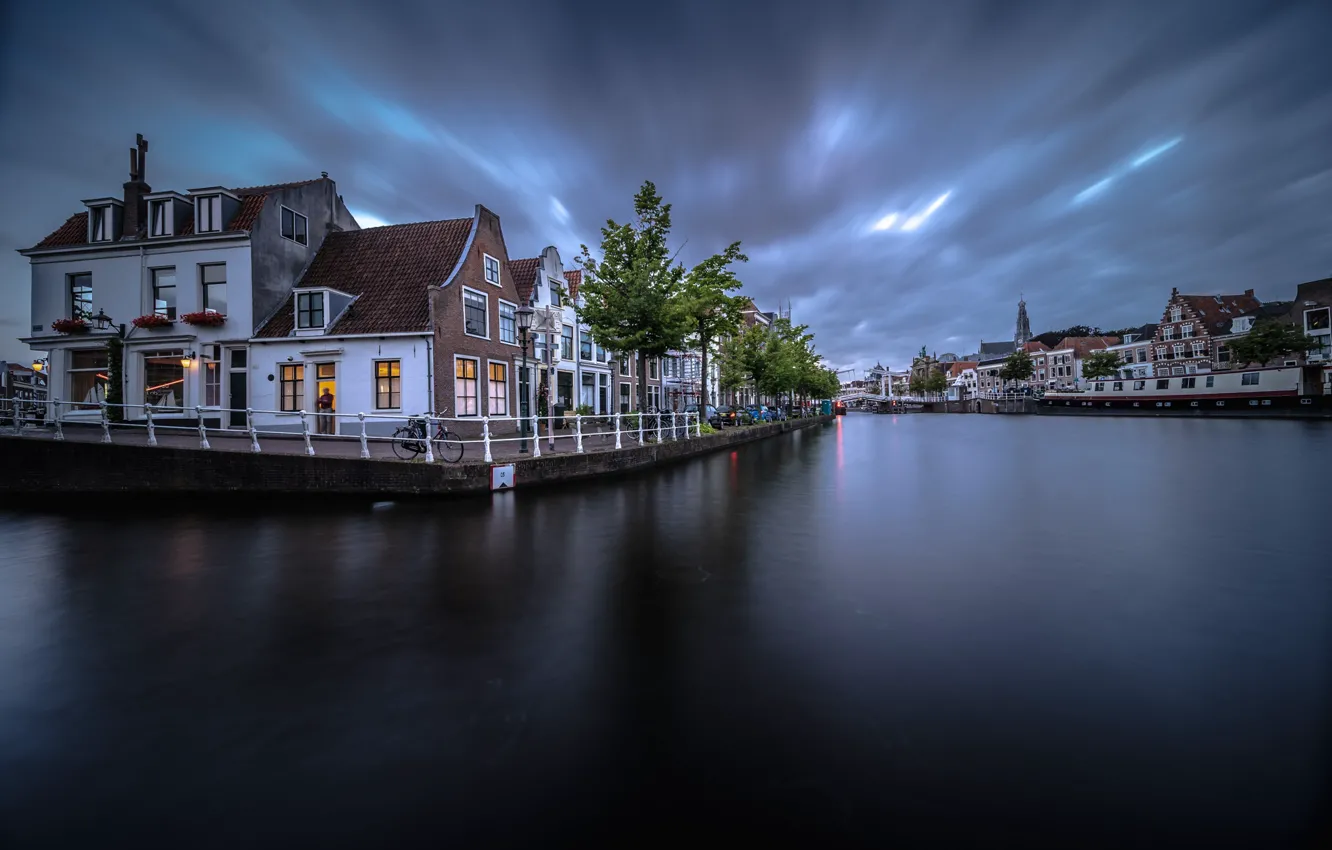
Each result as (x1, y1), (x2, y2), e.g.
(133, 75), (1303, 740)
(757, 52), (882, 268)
(150, 200), (170, 237)
(498, 299), (518, 346)
(1191, 341), (1205, 357)
(90, 206), (111, 242)
(454, 355), (480, 417)
(487, 360), (509, 416)
(280, 205), (308, 246)
(1172, 343), (1184, 359)
(483, 254), (502, 286)
(197, 195), (222, 233)
(549, 280), (562, 307)
(1162, 325), (1174, 341)
(462, 286), (490, 340)
(1181, 322), (1194, 338)
(1304, 307), (1331, 334)
(1170, 306), (1182, 323)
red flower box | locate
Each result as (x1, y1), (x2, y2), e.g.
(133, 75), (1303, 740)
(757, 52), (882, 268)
(181, 311), (227, 327)
(132, 313), (174, 329)
(51, 318), (90, 334)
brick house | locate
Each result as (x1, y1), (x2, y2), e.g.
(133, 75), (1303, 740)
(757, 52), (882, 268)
(1020, 341), (1051, 388)
(1046, 336), (1120, 388)
(1153, 287), (1260, 376)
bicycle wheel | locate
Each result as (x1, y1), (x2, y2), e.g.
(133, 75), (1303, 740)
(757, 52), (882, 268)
(391, 427), (423, 460)
(434, 428), (464, 463)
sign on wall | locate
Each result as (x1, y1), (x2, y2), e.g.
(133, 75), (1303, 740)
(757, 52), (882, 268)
(490, 464), (516, 491)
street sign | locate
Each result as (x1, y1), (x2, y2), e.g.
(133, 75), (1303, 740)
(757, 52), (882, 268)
(490, 463), (515, 490)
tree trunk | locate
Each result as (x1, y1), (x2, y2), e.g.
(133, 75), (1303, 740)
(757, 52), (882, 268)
(699, 330), (711, 415)
(637, 351), (648, 414)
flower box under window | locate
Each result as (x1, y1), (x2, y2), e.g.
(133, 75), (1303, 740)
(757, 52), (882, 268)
(51, 318), (90, 334)
(132, 313), (174, 329)
(181, 311), (227, 327)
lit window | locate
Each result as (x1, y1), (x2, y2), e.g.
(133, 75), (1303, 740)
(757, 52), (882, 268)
(488, 362), (508, 415)
(69, 348), (109, 408)
(281, 206), (308, 245)
(455, 358), (479, 416)
(464, 289), (488, 337)
(484, 255), (501, 286)
(375, 360), (401, 410)
(145, 351), (186, 410)
(279, 363), (304, 411)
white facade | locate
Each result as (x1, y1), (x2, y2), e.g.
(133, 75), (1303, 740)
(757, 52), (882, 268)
(247, 333), (432, 435)
(1105, 336), (1154, 379)
(527, 248), (616, 416)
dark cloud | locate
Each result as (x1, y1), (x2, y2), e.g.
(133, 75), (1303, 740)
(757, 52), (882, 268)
(1, 0), (1328, 371)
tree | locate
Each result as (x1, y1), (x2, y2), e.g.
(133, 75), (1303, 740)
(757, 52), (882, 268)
(577, 181), (692, 412)
(923, 372), (948, 395)
(998, 350), (1034, 388)
(1227, 320), (1318, 367)
(1081, 349), (1122, 380)
(679, 244), (748, 414)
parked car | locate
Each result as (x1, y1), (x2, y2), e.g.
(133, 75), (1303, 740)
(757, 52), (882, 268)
(716, 405), (752, 426)
(684, 403), (721, 429)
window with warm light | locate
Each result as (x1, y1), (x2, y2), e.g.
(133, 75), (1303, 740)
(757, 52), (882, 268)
(375, 360), (401, 410)
(455, 358), (479, 416)
(488, 362), (508, 415)
(279, 364), (304, 411)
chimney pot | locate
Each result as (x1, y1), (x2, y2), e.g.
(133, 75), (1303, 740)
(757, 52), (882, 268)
(321, 171), (328, 179)
(1244, 288), (1254, 296)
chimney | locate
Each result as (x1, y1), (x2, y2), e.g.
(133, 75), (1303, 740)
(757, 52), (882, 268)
(1244, 288), (1254, 297)
(122, 134), (151, 239)
(1170, 286), (1178, 298)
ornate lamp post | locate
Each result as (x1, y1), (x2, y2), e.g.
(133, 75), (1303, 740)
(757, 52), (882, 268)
(516, 303), (534, 454)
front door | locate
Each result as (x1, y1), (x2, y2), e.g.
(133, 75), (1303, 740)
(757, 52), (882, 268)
(315, 363), (336, 435)
(227, 348), (247, 428)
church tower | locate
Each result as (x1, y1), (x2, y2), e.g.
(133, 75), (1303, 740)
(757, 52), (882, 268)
(1015, 296), (1031, 346)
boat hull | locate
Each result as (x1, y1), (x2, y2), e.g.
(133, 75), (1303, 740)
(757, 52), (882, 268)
(1036, 394), (1332, 418)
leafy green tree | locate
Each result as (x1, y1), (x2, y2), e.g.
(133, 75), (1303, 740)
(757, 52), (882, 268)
(923, 372), (948, 394)
(1080, 349), (1122, 380)
(577, 181), (692, 411)
(999, 349), (1035, 388)
(717, 331), (751, 402)
(1226, 320), (1318, 367)
(679, 244), (748, 413)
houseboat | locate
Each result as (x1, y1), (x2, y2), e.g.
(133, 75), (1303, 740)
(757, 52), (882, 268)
(1036, 365), (1332, 418)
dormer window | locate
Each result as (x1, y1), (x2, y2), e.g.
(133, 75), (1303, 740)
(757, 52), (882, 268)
(281, 206), (308, 246)
(297, 291), (325, 330)
(150, 200), (170, 237)
(196, 195), (222, 233)
(91, 206), (111, 242)
(1169, 306), (1182, 323)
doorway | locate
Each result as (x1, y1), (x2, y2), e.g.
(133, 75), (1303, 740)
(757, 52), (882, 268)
(227, 348), (247, 428)
(315, 362), (337, 435)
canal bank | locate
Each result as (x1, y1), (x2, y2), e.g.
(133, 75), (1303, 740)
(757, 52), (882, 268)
(0, 415), (832, 501)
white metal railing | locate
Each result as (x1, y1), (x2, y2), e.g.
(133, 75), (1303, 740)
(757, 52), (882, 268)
(0, 397), (701, 462)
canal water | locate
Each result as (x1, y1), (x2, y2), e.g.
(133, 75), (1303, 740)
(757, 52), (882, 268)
(2, 414), (1330, 848)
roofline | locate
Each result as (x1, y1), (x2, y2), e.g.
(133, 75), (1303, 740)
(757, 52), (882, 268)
(141, 191), (191, 202)
(19, 230), (250, 257)
(249, 330), (432, 343)
(186, 186), (241, 200)
(80, 197), (123, 206)
(437, 206), (481, 289)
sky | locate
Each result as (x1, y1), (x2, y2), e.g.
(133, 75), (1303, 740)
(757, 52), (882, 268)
(1, 0), (1329, 374)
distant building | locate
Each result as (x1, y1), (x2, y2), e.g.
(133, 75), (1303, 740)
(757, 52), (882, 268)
(1015, 297), (1032, 346)
(1153, 287), (1261, 376)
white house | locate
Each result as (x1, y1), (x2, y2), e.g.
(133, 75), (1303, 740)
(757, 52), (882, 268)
(18, 134), (357, 427)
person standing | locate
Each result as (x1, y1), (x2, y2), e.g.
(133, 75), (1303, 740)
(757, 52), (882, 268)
(317, 387), (335, 435)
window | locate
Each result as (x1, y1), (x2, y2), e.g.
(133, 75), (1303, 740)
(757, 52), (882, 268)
(580, 331), (592, 361)
(619, 382), (631, 413)
(483, 255), (501, 286)
(1186, 364), (1198, 374)
(1191, 341), (1205, 357)
(279, 364), (304, 411)
(204, 353), (221, 406)
(69, 348), (109, 408)
(375, 360), (401, 410)
(1163, 326), (1174, 341)
(599, 373), (609, 414)
(1181, 377), (1196, 389)
(90, 206), (111, 242)
(69, 273), (92, 319)
(297, 291), (325, 329)
(1172, 366), (1184, 376)
(1112, 381), (1123, 391)
(145, 351), (185, 410)
(561, 325), (574, 360)
(499, 300), (517, 345)
(619, 357), (629, 376)
(581, 372), (596, 409)
(1133, 380), (1145, 391)
(596, 343), (606, 362)
(1172, 343), (1184, 360)
(201, 264), (227, 314)
(1156, 379), (1170, 390)
(197, 195), (221, 233)
(1306, 307), (1331, 332)
(488, 362), (508, 415)
(1137, 349), (1147, 362)
(463, 288), (488, 338)
(550, 281), (562, 307)
(150, 200), (169, 237)
(1217, 344), (1230, 364)
(455, 358), (479, 416)
(1241, 372), (1259, 386)
(1206, 376), (1215, 388)
(1094, 383), (1104, 392)
(1181, 323), (1194, 338)
(557, 371), (573, 409)
(280, 206), (308, 245)
(649, 359), (657, 380)
(1170, 306), (1182, 322)
(151, 268), (176, 319)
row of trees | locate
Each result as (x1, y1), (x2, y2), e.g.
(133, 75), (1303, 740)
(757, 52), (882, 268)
(576, 181), (840, 412)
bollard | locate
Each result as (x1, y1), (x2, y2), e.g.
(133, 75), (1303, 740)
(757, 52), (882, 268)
(145, 403), (157, 446)
(358, 412), (369, 459)
(247, 408), (261, 453)
(423, 416), (435, 463)
(531, 415), (541, 458)
(482, 416), (493, 463)
(574, 414), (583, 454)
(196, 406), (211, 450)
(52, 399), (65, 442)
(99, 400), (112, 443)
(614, 412), (622, 450)
(299, 410), (315, 456)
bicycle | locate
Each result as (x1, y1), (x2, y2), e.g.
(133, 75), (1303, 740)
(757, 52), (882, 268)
(391, 411), (464, 463)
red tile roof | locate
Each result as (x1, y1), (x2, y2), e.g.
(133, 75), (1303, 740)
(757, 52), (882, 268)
(1174, 293), (1262, 333)
(507, 258), (540, 305)
(1051, 336), (1120, 355)
(254, 217), (474, 338)
(563, 269), (582, 301)
(32, 213), (88, 248)
(228, 194), (268, 232)
(1021, 341), (1050, 352)
(230, 178), (323, 196)
(948, 361), (979, 377)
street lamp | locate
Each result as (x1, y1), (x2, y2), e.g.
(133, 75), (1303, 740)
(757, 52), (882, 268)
(516, 303), (534, 454)
(92, 308), (114, 331)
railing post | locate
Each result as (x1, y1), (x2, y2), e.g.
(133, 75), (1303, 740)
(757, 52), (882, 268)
(574, 414), (583, 454)
(247, 408), (261, 453)
(423, 415), (435, 463)
(638, 413), (644, 445)
(696, 411), (703, 437)
(532, 414), (541, 458)
(145, 403), (156, 446)
(299, 410), (315, 456)
(656, 411), (663, 443)
(99, 400), (112, 443)
(671, 411), (678, 440)
(614, 413), (621, 449)
(482, 416), (493, 463)
(357, 412), (369, 459)
(52, 399), (64, 441)
(196, 405), (211, 450)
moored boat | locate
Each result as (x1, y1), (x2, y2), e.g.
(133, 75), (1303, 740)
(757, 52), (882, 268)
(1036, 364), (1332, 418)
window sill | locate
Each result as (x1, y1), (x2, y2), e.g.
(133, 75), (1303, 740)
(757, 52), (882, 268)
(499, 340), (520, 347)
(463, 332), (491, 341)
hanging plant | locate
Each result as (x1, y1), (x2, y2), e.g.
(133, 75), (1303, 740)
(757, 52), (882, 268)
(536, 380), (550, 418)
(181, 311), (227, 327)
(51, 318), (90, 334)
(132, 313), (173, 329)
